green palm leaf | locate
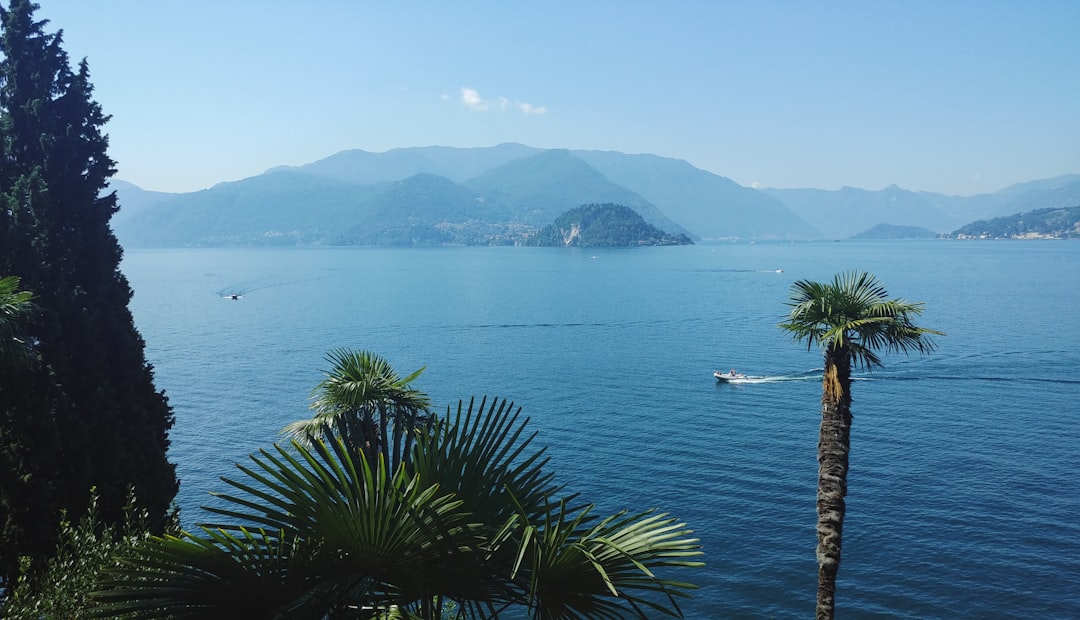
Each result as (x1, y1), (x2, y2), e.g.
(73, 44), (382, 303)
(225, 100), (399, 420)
(0, 274), (36, 365)
(208, 439), (475, 584)
(91, 527), (326, 619)
(283, 348), (431, 473)
(412, 397), (568, 528)
(96, 439), (480, 617)
(92, 354), (705, 619)
(780, 270), (942, 374)
(513, 500), (703, 619)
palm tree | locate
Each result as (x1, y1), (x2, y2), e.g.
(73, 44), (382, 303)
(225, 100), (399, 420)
(0, 274), (35, 366)
(778, 271), (942, 620)
(282, 348), (431, 474)
(92, 396), (703, 619)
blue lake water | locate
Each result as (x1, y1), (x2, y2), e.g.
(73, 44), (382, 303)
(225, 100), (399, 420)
(121, 241), (1080, 618)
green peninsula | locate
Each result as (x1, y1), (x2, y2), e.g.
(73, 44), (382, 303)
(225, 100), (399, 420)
(947, 206), (1080, 239)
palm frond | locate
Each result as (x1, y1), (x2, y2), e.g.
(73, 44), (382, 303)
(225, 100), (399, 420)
(92, 363), (706, 618)
(402, 397), (573, 608)
(203, 437), (490, 613)
(0, 275), (34, 319)
(412, 397), (570, 532)
(90, 527), (326, 619)
(0, 275), (37, 364)
(286, 348), (431, 473)
(308, 348), (430, 416)
(779, 270), (942, 371)
(514, 500), (703, 619)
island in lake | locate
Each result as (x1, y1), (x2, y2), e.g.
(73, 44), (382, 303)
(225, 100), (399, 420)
(524, 203), (694, 247)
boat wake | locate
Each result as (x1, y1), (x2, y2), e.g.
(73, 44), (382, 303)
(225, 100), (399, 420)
(714, 370), (822, 385)
(727, 375), (812, 384)
(695, 268), (786, 274)
(215, 275), (328, 299)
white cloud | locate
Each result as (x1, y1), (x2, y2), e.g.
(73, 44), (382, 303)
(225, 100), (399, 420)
(461, 87), (488, 110)
(750, 181), (761, 189)
(459, 87), (546, 115)
(518, 102), (548, 115)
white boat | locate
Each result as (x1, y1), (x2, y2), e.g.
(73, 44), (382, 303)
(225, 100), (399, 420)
(714, 371), (747, 382)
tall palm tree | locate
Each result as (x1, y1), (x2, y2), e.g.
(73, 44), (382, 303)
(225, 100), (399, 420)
(92, 396), (703, 619)
(778, 271), (942, 620)
(0, 274), (35, 366)
(282, 348), (431, 474)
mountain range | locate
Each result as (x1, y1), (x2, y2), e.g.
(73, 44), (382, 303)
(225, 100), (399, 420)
(109, 144), (1080, 246)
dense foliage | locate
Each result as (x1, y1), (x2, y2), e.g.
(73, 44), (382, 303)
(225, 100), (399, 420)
(91, 352), (704, 619)
(0, 0), (177, 587)
(1, 489), (167, 619)
(947, 205), (1080, 239)
(0, 274), (33, 365)
(525, 203), (693, 247)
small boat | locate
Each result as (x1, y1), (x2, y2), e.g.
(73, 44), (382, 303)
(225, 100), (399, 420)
(714, 371), (747, 382)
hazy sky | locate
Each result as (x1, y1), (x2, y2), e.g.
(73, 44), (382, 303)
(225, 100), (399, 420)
(37, 1), (1080, 195)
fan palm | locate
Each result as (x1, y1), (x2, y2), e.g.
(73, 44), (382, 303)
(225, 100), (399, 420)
(283, 348), (431, 474)
(779, 271), (942, 620)
(93, 395), (703, 618)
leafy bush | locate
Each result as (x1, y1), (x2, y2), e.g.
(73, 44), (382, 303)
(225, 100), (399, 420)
(1, 489), (174, 619)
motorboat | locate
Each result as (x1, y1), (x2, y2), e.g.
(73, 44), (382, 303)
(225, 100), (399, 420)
(714, 371), (747, 382)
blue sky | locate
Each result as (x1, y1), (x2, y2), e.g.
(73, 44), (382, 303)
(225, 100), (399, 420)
(38, 1), (1080, 195)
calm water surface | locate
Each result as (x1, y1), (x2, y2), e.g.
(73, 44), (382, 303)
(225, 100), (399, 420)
(122, 241), (1080, 618)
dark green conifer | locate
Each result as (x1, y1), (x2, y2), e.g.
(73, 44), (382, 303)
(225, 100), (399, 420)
(0, 0), (177, 585)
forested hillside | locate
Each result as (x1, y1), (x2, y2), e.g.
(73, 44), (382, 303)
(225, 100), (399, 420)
(946, 206), (1080, 239)
(524, 203), (692, 247)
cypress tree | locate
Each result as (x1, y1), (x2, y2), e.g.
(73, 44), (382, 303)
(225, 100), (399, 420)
(0, 0), (178, 585)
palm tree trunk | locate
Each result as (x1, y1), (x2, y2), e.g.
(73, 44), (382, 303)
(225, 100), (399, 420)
(817, 348), (852, 620)
(378, 404), (391, 469)
(356, 410), (379, 465)
(400, 412), (425, 472)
